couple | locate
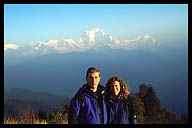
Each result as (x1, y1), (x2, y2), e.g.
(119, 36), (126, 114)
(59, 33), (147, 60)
(68, 67), (136, 124)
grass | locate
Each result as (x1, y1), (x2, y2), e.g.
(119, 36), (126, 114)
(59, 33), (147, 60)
(4, 116), (48, 124)
(4, 116), (68, 124)
(4, 105), (68, 124)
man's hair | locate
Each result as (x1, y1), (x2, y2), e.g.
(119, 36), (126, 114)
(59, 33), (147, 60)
(105, 76), (129, 100)
(86, 67), (100, 79)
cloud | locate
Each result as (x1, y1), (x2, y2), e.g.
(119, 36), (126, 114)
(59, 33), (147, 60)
(4, 44), (19, 51)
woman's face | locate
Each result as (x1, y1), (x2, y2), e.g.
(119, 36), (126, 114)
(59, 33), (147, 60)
(111, 81), (121, 96)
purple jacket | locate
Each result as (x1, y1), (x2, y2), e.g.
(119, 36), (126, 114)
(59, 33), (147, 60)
(68, 84), (107, 124)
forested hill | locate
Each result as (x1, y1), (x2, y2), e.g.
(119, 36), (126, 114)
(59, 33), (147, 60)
(4, 88), (70, 118)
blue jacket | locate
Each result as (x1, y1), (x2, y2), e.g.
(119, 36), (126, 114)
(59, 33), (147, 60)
(68, 84), (107, 124)
(106, 95), (136, 124)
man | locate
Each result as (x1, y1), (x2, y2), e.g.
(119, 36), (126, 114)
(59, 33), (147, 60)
(68, 67), (107, 124)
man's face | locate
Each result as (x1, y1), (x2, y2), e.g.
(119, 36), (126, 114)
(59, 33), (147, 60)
(86, 72), (101, 91)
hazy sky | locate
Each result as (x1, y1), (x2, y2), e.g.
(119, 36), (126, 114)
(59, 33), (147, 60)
(4, 4), (188, 46)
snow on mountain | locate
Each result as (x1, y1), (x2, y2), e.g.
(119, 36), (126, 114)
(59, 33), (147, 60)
(4, 28), (158, 56)
(107, 34), (157, 50)
(4, 44), (19, 51)
(84, 28), (106, 45)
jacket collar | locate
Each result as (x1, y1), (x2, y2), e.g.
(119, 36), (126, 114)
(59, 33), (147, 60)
(81, 84), (103, 99)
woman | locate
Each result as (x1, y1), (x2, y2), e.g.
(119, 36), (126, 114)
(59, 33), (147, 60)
(105, 76), (136, 124)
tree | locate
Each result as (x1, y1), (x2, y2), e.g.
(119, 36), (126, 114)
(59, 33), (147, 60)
(160, 108), (169, 124)
(161, 108), (181, 124)
(181, 113), (188, 124)
(18, 105), (37, 124)
(138, 84), (162, 124)
(38, 106), (47, 121)
(61, 97), (70, 115)
(130, 92), (145, 124)
(48, 105), (68, 124)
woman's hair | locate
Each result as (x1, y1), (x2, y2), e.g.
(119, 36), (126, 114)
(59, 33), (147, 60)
(105, 76), (129, 100)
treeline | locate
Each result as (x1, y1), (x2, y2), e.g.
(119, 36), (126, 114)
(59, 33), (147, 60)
(131, 84), (188, 124)
(4, 83), (188, 124)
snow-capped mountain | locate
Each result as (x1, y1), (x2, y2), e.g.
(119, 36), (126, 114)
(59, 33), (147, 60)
(4, 28), (158, 56)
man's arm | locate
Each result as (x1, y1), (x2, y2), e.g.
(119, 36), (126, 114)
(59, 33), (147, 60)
(68, 93), (85, 124)
(68, 99), (80, 124)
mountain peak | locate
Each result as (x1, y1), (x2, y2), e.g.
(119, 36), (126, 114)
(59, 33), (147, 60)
(85, 28), (105, 34)
(84, 28), (106, 44)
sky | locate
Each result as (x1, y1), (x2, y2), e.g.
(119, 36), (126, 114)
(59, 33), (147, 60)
(4, 4), (188, 47)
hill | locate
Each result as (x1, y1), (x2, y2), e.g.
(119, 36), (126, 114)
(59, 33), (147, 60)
(4, 88), (69, 117)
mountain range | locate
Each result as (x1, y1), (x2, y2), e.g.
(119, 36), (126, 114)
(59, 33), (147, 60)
(4, 28), (158, 56)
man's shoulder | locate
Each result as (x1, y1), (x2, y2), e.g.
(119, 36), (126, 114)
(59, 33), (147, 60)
(98, 84), (105, 91)
(72, 85), (87, 102)
(72, 84), (105, 101)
